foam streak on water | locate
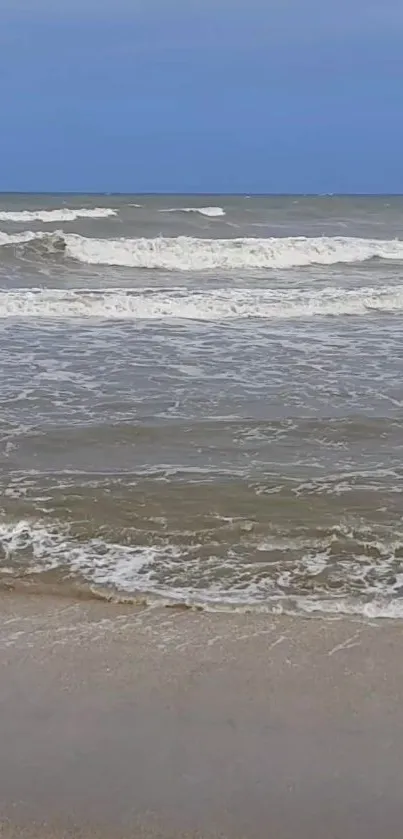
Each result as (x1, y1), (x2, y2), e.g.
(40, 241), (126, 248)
(1, 285), (403, 319)
(1, 194), (403, 618)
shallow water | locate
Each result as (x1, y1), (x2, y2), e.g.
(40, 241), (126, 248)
(1, 194), (403, 617)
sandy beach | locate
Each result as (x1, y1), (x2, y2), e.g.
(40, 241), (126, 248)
(1, 595), (403, 838)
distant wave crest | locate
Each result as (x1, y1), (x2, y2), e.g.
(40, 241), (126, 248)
(2, 230), (403, 271)
(161, 206), (226, 217)
(0, 207), (117, 223)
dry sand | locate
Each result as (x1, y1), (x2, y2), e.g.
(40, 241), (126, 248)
(1, 594), (403, 838)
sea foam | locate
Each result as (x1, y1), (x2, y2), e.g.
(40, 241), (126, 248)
(1, 517), (403, 619)
(47, 233), (403, 270)
(160, 206), (226, 217)
(0, 207), (117, 223)
(2, 230), (403, 271)
(1, 285), (403, 320)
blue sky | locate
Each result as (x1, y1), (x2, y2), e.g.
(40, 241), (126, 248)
(1, 1), (402, 193)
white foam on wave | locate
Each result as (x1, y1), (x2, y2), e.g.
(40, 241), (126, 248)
(2, 518), (403, 619)
(161, 206), (226, 217)
(0, 207), (117, 223)
(0, 230), (43, 246)
(47, 232), (403, 270)
(2, 230), (403, 270)
(1, 284), (403, 320)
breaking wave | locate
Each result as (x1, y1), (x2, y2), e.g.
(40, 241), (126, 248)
(0, 207), (117, 223)
(2, 230), (403, 271)
(2, 517), (403, 619)
(161, 206), (226, 217)
(1, 285), (403, 320)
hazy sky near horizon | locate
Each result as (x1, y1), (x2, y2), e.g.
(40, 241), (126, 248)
(1, 1), (403, 193)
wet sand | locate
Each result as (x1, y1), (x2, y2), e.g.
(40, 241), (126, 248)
(1, 595), (403, 838)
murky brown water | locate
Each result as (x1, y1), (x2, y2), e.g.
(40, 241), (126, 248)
(1, 195), (403, 616)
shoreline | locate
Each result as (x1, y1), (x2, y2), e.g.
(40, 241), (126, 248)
(2, 577), (402, 622)
(1, 593), (403, 838)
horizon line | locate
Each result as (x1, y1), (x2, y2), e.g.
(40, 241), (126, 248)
(1, 191), (403, 198)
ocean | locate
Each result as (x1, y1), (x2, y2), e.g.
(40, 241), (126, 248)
(1, 193), (403, 618)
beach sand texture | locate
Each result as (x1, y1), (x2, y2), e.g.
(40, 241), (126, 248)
(1, 595), (403, 838)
